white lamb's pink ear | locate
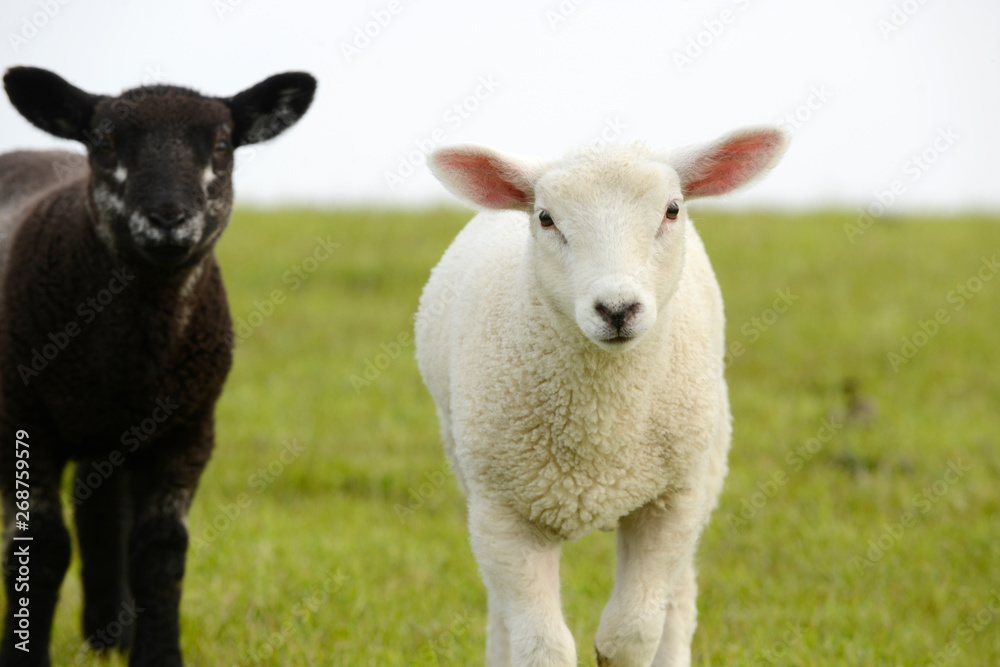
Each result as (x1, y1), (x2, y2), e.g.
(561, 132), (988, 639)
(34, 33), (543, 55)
(428, 145), (542, 211)
(669, 126), (789, 199)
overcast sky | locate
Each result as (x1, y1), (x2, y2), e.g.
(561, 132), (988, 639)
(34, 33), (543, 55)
(2, 0), (997, 212)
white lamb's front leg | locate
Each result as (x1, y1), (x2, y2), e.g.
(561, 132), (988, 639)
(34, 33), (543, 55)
(594, 486), (706, 667)
(486, 594), (512, 666)
(652, 559), (697, 667)
(468, 498), (576, 667)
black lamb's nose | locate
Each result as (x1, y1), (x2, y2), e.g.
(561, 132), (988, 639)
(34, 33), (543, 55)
(147, 207), (186, 230)
(595, 301), (640, 331)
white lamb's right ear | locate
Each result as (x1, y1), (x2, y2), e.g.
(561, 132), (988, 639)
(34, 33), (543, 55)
(428, 144), (545, 212)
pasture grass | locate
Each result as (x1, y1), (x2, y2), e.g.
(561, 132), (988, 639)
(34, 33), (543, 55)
(27, 207), (1000, 664)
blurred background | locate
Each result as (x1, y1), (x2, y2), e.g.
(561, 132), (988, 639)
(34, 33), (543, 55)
(2, 0), (998, 212)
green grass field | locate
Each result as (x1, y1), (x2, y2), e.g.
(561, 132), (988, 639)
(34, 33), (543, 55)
(34, 208), (1000, 665)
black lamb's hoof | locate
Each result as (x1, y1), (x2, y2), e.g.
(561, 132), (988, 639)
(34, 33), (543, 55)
(85, 628), (134, 654)
(128, 643), (183, 667)
(83, 604), (137, 653)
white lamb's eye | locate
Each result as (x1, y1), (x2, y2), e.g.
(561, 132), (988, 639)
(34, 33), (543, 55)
(665, 200), (680, 221)
(538, 210), (555, 228)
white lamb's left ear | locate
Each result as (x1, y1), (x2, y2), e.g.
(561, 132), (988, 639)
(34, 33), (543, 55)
(429, 144), (546, 212)
(668, 126), (789, 199)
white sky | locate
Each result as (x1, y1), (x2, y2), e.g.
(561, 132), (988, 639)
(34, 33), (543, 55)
(2, 0), (998, 212)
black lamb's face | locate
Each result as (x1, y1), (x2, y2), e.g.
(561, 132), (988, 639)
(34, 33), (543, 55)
(87, 88), (236, 269)
(3, 66), (317, 271)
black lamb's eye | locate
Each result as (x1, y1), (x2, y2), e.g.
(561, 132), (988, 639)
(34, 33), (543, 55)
(538, 210), (555, 228)
(214, 139), (231, 154)
(665, 200), (680, 221)
(95, 137), (115, 155)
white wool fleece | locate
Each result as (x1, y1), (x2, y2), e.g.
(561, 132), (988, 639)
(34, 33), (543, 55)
(419, 212), (729, 540)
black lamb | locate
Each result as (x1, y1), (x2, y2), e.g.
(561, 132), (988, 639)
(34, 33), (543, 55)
(0, 67), (316, 667)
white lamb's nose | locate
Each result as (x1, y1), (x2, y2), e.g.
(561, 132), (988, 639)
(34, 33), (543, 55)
(590, 275), (643, 314)
(577, 273), (656, 348)
(594, 301), (640, 332)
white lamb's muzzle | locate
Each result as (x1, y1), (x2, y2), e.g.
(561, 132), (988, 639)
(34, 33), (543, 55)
(576, 276), (656, 351)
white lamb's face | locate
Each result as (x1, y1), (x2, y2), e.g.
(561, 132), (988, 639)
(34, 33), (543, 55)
(431, 130), (787, 351)
(529, 155), (688, 351)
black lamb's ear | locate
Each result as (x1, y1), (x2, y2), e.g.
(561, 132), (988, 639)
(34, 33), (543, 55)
(3, 67), (102, 142)
(225, 72), (316, 147)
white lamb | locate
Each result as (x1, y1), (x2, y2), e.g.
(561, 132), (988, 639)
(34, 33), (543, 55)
(415, 126), (788, 667)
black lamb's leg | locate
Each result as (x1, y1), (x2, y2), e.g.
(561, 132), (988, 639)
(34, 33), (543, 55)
(126, 420), (214, 667)
(0, 425), (70, 667)
(74, 459), (134, 652)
